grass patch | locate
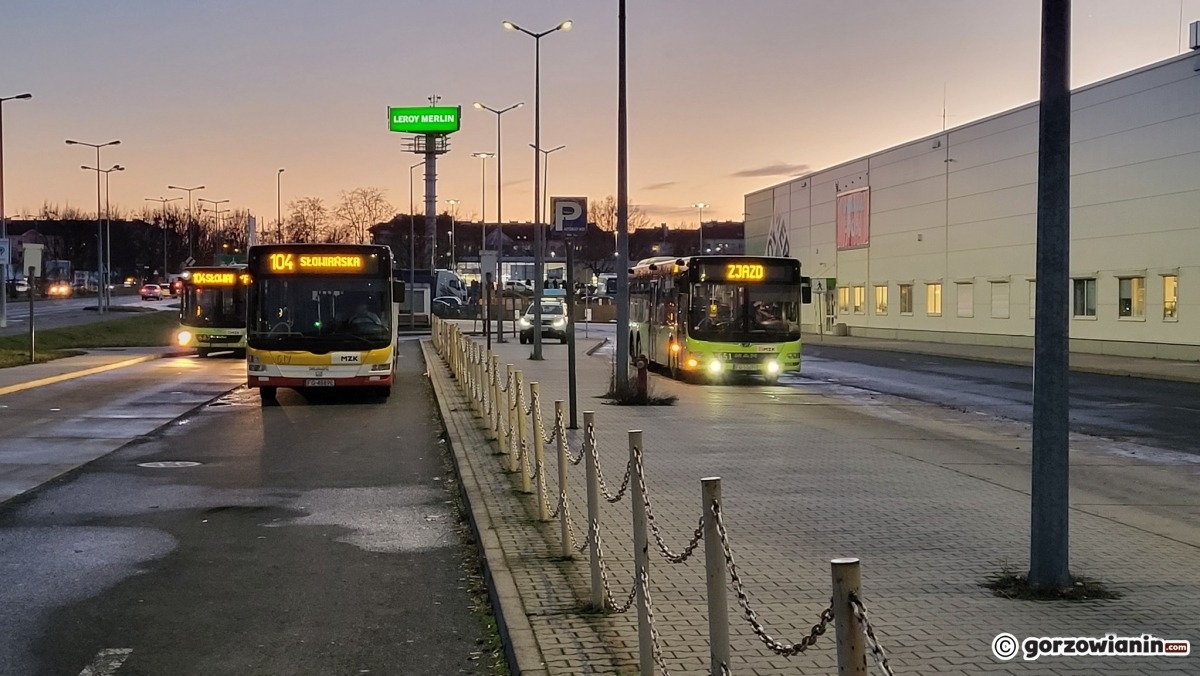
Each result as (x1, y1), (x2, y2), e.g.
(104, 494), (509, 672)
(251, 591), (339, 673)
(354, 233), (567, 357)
(984, 566), (1121, 602)
(0, 310), (179, 368)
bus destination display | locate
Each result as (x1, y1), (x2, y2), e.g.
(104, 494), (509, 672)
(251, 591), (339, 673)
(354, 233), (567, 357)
(191, 271), (237, 285)
(254, 251), (382, 275)
(695, 259), (796, 283)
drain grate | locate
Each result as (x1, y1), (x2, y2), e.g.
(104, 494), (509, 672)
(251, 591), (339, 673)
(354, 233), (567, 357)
(137, 461), (202, 468)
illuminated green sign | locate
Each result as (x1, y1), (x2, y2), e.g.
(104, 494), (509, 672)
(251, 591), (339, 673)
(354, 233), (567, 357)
(388, 106), (461, 133)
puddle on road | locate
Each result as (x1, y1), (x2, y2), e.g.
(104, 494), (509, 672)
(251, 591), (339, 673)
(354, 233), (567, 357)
(265, 486), (454, 554)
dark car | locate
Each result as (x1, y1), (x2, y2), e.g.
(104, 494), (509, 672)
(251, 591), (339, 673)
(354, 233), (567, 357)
(432, 296), (465, 318)
(518, 300), (568, 344)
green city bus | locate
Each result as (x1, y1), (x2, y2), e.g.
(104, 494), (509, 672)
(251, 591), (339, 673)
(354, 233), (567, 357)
(629, 255), (808, 383)
(176, 265), (249, 357)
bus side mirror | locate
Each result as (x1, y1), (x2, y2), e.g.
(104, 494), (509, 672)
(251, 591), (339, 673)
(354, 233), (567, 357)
(801, 276), (813, 304)
(393, 281), (405, 299)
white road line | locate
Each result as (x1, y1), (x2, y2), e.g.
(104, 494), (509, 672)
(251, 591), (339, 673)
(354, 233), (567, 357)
(77, 649), (132, 676)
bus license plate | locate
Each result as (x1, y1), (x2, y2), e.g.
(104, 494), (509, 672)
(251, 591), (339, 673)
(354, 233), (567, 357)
(305, 379), (335, 387)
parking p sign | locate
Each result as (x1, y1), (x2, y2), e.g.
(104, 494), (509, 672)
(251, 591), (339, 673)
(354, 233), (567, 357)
(551, 196), (588, 238)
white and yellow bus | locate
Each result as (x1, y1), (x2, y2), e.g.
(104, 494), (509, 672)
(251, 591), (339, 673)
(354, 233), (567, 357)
(245, 244), (400, 401)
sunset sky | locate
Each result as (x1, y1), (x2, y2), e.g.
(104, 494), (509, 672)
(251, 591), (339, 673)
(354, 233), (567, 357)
(2, 0), (1196, 230)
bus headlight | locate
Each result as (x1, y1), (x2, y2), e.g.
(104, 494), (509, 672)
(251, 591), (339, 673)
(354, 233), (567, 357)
(176, 330), (192, 346)
(708, 359), (723, 374)
(766, 360), (780, 375)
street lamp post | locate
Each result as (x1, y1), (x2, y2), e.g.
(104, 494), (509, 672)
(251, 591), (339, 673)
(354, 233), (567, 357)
(504, 17), (572, 360)
(471, 152), (493, 259)
(0, 92), (33, 328)
(692, 202), (709, 254)
(198, 198), (230, 262)
(167, 184), (204, 261)
(474, 101), (523, 342)
(145, 196), (181, 281)
(530, 144), (566, 223)
(445, 199), (461, 268)
(67, 138), (120, 312)
(407, 161), (424, 329)
(276, 168), (285, 243)
(103, 165), (124, 307)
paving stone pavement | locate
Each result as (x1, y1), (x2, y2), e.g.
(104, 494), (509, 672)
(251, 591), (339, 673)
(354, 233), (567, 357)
(426, 326), (1200, 675)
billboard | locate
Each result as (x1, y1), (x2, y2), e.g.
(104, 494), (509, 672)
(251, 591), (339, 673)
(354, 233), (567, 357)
(836, 188), (870, 250)
(388, 106), (461, 134)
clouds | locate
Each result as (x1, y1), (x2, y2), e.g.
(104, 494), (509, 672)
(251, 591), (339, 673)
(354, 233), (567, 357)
(730, 162), (810, 178)
(641, 181), (676, 191)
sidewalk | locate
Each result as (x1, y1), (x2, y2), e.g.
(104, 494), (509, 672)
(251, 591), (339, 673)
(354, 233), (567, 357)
(0, 347), (186, 396)
(429, 323), (1200, 674)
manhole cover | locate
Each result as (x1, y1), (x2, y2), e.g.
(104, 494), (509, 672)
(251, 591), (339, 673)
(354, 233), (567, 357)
(137, 461), (202, 468)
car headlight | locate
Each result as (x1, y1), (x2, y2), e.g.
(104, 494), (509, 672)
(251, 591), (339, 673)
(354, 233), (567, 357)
(518, 317), (532, 328)
(552, 318), (566, 327)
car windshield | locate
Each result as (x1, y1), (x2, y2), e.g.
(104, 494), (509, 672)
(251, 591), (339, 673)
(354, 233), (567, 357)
(527, 304), (564, 315)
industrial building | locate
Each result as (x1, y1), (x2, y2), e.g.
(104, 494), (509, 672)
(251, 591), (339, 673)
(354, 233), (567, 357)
(745, 44), (1200, 361)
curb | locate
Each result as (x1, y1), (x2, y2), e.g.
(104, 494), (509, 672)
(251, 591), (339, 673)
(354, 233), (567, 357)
(420, 338), (547, 676)
(0, 353), (168, 397)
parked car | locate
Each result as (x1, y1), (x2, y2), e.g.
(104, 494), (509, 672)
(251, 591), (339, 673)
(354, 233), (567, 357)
(431, 295), (465, 318)
(46, 280), (72, 297)
(140, 283), (164, 301)
(518, 300), (568, 344)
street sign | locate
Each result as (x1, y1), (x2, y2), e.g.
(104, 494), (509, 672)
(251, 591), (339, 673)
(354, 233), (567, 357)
(0, 240), (8, 267)
(551, 196), (588, 238)
(812, 277), (836, 294)
(388, 106), (462, 134)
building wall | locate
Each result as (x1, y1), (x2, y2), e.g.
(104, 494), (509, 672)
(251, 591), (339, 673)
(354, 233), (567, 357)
(745, 52), (1200, 360)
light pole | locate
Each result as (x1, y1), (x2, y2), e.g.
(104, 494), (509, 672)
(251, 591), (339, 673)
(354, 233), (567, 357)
(145, 196), (181, 281)
(276, 168), (285, 243)
(167, 184), (204, 261)
(530, 143), (565, 223)
(445, 199), (460, 268)
(692, 202), (709, 254)
(103, 165), (124, 307)
(474, 101), (523, 342)
(0, 92), (32, 328)
(504, 17), (572, 360)
(471, 152), (493, 261)
(198, 198), (230, 262)
(67, 138), (120, 312)
(408, 160), (424, 328)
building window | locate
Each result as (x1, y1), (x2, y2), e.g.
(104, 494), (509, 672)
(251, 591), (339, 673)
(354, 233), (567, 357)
(852, 286), (865, 314)
(926, 283), (942, 316)
(1028, 281), (1036, 319)
(837, 287), (850, 314)
(1118, 277), (1144, 318)
(1164, 275), (1178, 320)
(1072, 278), (1096, 318)
(991, 282), (1010, 318)
(956, 282), (974, 318)
(899, 284), (913, 315)
(874, 285), (888, 315)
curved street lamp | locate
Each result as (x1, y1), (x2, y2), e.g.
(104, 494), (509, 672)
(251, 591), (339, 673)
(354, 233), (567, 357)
(1, 92), (33, 326)
(474, 101), (524, 342)
(68, 138), (121, 311)
(691, 202), (710, 253)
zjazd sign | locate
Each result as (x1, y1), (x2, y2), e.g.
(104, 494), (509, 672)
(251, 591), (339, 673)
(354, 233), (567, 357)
(388, 106), (461, 134)
(551, 196), (588, 238)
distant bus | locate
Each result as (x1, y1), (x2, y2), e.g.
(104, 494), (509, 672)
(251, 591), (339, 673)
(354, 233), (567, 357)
(629, 255), (808, 383)
(176, 265), (249, 357)
(245, 243), (399, 401)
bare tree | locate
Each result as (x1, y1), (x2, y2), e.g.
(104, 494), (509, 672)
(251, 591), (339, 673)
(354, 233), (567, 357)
(286, 197), (331, 243)
(588, 194), (651, 233)
(333, 187), (395, 244)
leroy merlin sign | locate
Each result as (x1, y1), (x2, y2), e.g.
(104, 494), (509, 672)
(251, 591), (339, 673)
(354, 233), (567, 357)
(388, 106), (461, 133)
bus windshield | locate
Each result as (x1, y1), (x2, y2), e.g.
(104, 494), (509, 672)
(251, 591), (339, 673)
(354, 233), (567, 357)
(248, 277), (391, 349)
(182, 286), (245, 329)
(688, 282), (801, 342)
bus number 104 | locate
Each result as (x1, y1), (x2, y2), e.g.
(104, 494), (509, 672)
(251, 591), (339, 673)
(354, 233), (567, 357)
(268, 253), (296, 272)
(726, 263), (764, 281)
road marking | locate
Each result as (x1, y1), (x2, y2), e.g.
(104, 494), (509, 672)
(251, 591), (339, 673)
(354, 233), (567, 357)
(77, 649), (132, 676)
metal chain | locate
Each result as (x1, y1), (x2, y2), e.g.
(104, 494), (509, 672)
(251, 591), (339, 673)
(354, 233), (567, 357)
(594, 450), (631, 503)
(522, 439), (536, 479)
(566, 422), (593, 466)
(640, 566), (674, 676)
(541, 406), (563, 445)
(849, 594), (896, 676)
(537, 458), (551, 511)
(590, 518), (636, 613)
(549, 489), (565, 519)
(634, 447), (705, 564)
(714, 501), (833, 656)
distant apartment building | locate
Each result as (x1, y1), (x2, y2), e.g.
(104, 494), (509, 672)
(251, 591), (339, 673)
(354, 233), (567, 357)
(745, 48), (1200, 361)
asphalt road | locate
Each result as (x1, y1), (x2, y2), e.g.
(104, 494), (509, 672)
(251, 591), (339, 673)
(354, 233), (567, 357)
(798, 344), (1200, 454)
(0, 294), (173, 337)
(0, 341), (493, 676)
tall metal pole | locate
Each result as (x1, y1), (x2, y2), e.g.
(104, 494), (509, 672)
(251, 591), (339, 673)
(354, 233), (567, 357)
(0, 93), (33, 328)
(104, 168), (112, 310)
(277, 168), (284, 243)
(615, 0), (631, 391)
(424, 141), (437, 270)
(1029, 0), (1072, 590)
(95, 148), (103, 311)
(144, 197), (180, 280)
(532, 34), (544, 359)
(409, 160), (422, 329)
(168, 185), (204, 262)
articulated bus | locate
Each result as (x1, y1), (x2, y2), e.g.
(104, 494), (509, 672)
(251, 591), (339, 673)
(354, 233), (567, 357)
(176, 265), (249, 357)
(629, 255), (809, 383)
(245, 244), (400, 401)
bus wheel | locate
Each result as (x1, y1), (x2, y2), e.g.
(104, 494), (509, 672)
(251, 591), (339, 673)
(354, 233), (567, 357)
(374, 386), (392, 399)
(259, 387), (277, 402)
(196, 348), (210, 358)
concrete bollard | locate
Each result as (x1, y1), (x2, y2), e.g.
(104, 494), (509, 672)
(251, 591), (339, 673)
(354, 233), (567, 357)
(583, 411), (602, 608)
(555, 401), (570, 558)
(630, 430), (653, 676)
(489, 355), (501, 436)
(512, 370), (525, 476)
(505, 365), (516, 464)
(531, 382), (547, 514)
(703, 477), (729, 676)
(832, 558), (867, 675)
